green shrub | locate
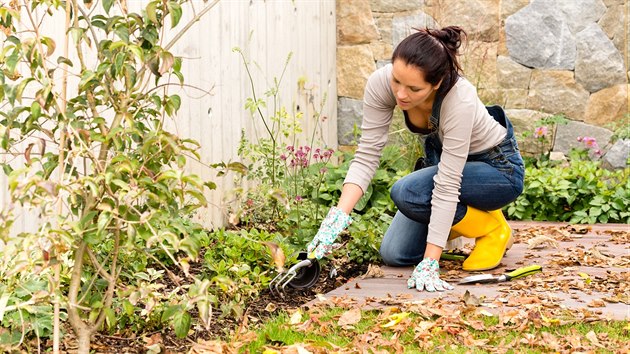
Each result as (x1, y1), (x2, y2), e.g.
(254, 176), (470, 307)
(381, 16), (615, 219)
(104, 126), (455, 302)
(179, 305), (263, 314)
(508, 159), (629, 223)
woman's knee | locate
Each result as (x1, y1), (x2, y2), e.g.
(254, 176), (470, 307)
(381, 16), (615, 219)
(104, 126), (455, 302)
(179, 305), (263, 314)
(379, 241), (405, 266)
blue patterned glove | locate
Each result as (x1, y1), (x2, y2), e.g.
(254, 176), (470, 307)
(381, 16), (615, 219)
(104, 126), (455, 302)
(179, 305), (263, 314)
(306, 207), (352, 259)
(407, 258), (453, 292)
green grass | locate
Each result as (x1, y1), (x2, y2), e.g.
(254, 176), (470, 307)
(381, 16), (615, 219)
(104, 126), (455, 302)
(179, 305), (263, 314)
(240, 307), (629, 353)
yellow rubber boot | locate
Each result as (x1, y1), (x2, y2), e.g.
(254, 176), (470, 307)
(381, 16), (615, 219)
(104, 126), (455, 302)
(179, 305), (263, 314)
(451, 207), (513, 271)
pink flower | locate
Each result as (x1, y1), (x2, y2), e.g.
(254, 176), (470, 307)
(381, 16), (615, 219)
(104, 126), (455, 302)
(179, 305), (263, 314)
(534, 126), (548, 138)
(582, 137), (598, 148)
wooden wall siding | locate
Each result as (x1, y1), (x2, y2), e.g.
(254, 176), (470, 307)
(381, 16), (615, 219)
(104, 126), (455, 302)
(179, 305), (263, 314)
(0, 1), (337, 233)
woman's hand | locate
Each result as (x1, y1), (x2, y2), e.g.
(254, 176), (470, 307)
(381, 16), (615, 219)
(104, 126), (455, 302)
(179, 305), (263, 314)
(407, 257), (454, 292)
(306, 207), (352, 259)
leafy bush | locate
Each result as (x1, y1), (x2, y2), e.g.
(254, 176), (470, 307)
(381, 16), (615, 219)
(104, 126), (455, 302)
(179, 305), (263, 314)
(0, 1), (217, 351)
(508, 158), (629, 223)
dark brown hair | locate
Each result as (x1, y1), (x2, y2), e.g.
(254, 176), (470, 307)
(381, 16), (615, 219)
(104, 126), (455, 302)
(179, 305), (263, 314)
(391, 26), (467, 95)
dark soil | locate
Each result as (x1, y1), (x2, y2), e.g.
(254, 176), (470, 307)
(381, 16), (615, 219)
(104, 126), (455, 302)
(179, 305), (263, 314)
(39, 259), (369, 353)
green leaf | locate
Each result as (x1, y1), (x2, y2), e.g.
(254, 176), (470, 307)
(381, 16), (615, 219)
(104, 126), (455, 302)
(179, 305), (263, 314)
(103, 0), (114, 14)
(69, 27), (85, 46)
(128, 44), (144, 62)
(30, 101), (41, 120)
(6, 49), (19, 74)
(113, 52), (125, 76)
(161, 304), (181, 322)
(40, 36), (56, 56)
(104, 307), (117, 329)
(122, 299), (135, 316)
(79, 70), (96, 89)
(167, 1), (183, 27)
(172, 310), (191, 338)
(114, 24), (130, 43)
(57, 56), (73, 67)
(14, 78), (34, 103)
(146, 1), (159, 24)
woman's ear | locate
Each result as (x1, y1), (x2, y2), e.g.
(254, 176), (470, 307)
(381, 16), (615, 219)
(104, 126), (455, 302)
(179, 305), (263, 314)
(434, 79), (443, 91)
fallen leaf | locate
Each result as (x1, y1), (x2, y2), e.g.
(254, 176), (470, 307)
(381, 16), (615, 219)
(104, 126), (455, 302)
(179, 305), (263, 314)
(568, 224), (591, 234)
(262, 241), (286, 272)
(264, 302), (277, 312)
(462, 290), (481, 307)
(477, 309), (494, 317)
(362, 264), (385, 278)
(586, 330), (604, 348)
(338, 308), (362, 327)
(285, 344), (313, 354)
(289, 310), (303, 325)
(587, 299), (606, 308)
(189, 339), (229, 354)
(381, 312), (409, 328)
(527, 235), (559, 249)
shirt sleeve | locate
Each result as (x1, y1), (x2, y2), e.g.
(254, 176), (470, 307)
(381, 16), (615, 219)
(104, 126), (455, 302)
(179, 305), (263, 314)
(343, 65), (396, 192)
(426, 86), (476, 248)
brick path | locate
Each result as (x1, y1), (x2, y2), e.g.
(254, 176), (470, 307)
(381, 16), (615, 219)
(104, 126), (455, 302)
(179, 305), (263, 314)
(310, 222), (629, 320)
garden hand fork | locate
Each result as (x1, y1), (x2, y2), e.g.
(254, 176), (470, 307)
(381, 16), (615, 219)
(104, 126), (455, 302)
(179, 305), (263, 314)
(269, 252), (320, 296)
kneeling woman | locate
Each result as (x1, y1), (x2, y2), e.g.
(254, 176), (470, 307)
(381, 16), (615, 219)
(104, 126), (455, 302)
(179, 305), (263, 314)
(307, 26), (525, 292)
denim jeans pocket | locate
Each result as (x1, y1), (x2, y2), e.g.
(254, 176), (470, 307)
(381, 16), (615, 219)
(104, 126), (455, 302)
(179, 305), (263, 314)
(469, 146), (514, 174)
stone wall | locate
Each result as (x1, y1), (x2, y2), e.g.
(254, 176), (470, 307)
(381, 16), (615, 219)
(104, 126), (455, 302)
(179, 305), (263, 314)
(337, 0), (629, 166)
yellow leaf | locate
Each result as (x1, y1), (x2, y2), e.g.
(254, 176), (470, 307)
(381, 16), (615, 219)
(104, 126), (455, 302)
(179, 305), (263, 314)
(381, 312), (409, 328)
(578, 272), (592, 284)
(262, 349), (280, 354)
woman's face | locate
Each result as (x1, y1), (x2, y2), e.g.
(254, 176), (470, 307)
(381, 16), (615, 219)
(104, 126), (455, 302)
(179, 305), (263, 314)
(390, 59), (440, 110)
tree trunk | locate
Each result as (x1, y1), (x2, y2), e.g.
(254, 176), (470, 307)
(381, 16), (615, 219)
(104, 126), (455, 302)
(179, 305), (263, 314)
(76, 329), (93, 354)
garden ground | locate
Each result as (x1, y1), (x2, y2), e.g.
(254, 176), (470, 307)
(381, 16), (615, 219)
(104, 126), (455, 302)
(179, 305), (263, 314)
(317, 221), (629, 320)
(186, 221), (628, 353)
(57, 221), (629, 353)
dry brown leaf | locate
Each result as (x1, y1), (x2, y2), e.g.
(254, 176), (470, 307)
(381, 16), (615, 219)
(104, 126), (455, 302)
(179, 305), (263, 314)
(188, 339), (229, 354)
(262, 241), (286, 272)
(509, 296), (541, 305)
(527, 234), (559, 249)
(264, 302), (277, 312)
(587, 299), (606, 308)
(338, 308), (362, 327)
(281, 344), (313, 354)
(362, 264), (385, 278)
(585, 330), (604, 348)
(568, 224), (592, 234)
(462, 290), (481, 307)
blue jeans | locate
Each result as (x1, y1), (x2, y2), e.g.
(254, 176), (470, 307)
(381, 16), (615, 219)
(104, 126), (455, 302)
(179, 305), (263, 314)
(380, 106), (525, 266)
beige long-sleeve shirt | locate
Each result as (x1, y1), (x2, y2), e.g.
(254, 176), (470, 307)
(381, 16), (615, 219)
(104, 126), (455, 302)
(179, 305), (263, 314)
(343, 64), (507, 247)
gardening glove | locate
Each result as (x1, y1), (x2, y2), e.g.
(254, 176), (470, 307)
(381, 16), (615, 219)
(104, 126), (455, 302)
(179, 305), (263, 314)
(407, 258), (454, 292)
(306, 206), (352, 259)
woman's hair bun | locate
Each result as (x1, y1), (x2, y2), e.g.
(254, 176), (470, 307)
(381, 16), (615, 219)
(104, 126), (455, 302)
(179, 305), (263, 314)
(428, 26), (466, 51)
